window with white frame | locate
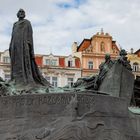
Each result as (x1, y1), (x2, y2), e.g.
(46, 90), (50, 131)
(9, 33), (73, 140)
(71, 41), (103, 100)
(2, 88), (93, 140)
(88, 61), (93, 69)
(5, 74), (10, 81)
(51, 59), (57, 66)
(45, 76), (50, 83)
(45, 59), (50, 65)
(133, 62), (139, 72)
(52, 77), (58, 87)
(3, 57), (10, 63)
(67, 78), (74, 87)
(68, 60), (72, 67)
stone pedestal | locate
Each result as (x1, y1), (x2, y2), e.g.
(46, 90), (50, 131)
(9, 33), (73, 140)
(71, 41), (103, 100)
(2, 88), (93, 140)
(0, 93), (139, 140)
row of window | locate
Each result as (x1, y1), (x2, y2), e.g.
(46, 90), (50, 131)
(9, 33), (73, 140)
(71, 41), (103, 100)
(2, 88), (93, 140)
(1, 57), (95, 70)
(88, 61), (140, 72)
(133, 63), (139, 72)
(0, 74), (74, 87)
(3, 57), (10, 63)
(46, 76), (58, 87)
(45, 76), (73, 87)
(1, 57), (74, 68)
(45, 59), (73, 67)
(1, 57), (140, 72)
(55, 60), (94, 69)
(46, 59), (57, 66)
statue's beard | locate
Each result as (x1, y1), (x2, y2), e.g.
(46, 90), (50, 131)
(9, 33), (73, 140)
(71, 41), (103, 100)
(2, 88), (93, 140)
(17, 14), (25, 19)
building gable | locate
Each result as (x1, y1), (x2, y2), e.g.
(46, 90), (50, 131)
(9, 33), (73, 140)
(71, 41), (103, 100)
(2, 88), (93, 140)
(135, 49), (140, 57)
(112, 41), (120, 54)
(77, 39), (91, 52)
(77, 32), (119, 55)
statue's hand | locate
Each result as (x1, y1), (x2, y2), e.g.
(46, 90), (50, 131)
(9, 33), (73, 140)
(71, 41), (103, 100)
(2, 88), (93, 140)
(94, 83), (98, 90)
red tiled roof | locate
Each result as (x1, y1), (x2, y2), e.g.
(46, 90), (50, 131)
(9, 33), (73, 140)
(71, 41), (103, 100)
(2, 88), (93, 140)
(59, 57), (65, 67)
(134, 49), (140, 57)
(77, 39), (91, 52)
(35, 56), (43, 67)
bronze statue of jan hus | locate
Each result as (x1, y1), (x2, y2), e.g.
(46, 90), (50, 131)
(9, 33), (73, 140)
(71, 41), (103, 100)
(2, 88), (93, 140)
(9, 9), (49, 88)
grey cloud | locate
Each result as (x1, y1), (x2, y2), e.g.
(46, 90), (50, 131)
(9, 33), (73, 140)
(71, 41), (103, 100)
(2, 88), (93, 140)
(0, 0), (139, 55)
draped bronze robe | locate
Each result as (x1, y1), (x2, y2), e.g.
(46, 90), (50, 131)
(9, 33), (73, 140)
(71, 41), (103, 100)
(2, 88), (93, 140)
(9, 19), (49, 87)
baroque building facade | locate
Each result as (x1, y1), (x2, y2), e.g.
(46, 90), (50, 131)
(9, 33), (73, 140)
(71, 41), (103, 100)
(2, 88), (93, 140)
(72, 30), (120, 77)
(0, 31), (139, 87)
(127, 49), (140, 77)
(35, 54), (81, 87)
(0, 49), (11, 80)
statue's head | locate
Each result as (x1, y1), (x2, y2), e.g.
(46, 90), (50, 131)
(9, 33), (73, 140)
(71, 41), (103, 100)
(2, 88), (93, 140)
(105, 53), (110, 61)
(120, 49), (127, 56)
(17, 9), (25, 20)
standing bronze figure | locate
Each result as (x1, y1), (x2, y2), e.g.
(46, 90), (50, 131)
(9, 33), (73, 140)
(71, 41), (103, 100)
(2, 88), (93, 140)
(9, 9), (49, 88)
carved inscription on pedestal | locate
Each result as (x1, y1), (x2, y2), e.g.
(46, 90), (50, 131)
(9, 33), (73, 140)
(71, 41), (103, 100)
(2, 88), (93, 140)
(0, 94), (95, 107)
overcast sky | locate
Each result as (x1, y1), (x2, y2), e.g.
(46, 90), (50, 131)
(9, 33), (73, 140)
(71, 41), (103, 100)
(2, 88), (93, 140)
(0, 0), (140, 55)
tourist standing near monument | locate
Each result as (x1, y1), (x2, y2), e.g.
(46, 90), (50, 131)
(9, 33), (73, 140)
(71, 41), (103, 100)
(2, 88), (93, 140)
(9, 9), (49, 88)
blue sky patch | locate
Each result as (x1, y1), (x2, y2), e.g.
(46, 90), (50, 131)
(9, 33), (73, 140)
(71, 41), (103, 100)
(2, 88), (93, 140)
(75, 0), (85, 5)
(57, 3), (72, 9)
(57, 0), (86, 9)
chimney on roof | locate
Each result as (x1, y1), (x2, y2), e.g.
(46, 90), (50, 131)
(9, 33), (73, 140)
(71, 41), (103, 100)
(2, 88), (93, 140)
(130, 48), (134, 54)
(72, 42), (78, 54)
(101, 28), (104, 35)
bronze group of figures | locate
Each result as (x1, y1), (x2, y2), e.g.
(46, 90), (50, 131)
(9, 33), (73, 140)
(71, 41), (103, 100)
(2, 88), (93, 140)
(72, 53), (114, 90)
(72, 49), (132, 91)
